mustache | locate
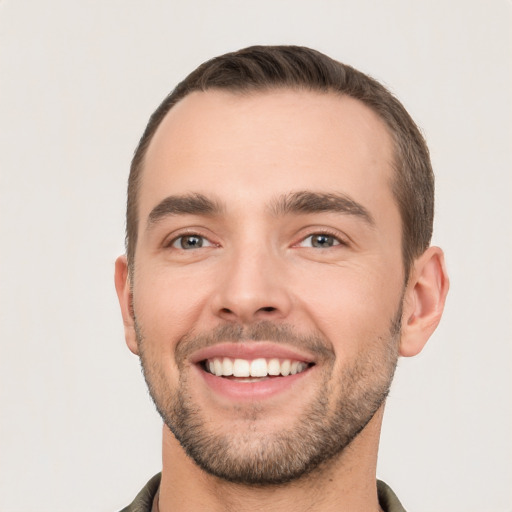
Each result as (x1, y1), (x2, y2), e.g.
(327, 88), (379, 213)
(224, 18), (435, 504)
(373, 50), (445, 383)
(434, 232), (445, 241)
(174, 321), (335, 367)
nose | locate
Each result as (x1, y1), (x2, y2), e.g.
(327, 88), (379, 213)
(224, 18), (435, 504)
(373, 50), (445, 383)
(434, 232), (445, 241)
(211, 243), (293, 325)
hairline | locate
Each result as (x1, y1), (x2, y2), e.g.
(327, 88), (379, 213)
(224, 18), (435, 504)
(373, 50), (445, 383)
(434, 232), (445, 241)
(129, 85), (415, 281)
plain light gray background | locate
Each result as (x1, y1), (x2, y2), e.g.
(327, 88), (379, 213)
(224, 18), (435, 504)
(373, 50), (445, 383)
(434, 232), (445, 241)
(1, 1), (511, 511)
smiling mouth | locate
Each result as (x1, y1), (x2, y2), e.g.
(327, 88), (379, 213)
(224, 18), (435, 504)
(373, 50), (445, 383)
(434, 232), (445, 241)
(201, 357), (314, 381)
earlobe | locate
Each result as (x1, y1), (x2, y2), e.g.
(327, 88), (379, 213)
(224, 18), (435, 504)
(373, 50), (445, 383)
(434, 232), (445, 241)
(399, 246), (449, 357)
(114, 255), (139, 355)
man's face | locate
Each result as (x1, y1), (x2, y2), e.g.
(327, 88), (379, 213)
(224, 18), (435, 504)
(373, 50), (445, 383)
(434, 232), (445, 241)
(125, 90), (406, 483)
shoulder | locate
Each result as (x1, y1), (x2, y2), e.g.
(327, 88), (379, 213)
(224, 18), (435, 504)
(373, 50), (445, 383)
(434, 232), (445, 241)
(377, 480), (407, 512)
(119, 473), (161, 512)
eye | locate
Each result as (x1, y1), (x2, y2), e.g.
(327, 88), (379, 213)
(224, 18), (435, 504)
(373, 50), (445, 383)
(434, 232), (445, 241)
(170, 234), (213, 250)
(299, 233), (342, 248)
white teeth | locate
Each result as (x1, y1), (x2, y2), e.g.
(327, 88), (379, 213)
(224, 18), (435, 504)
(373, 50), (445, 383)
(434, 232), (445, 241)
(280, 360), (291, 376)
(233, 359), (250, 377)
(250, 358), (268, 377)
(221, 357), (233, 376)
(267, 358), (281, 376)
(205, 357), (309, 378)
(213, 358), (223, 376)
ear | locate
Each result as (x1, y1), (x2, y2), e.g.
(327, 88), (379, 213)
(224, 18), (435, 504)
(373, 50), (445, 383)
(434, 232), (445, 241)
(399, 246), (449, 357)
(114, 255), (139, 355)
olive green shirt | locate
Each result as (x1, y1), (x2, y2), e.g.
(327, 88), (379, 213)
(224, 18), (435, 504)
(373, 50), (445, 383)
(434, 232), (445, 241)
(120, 473), (407, 512)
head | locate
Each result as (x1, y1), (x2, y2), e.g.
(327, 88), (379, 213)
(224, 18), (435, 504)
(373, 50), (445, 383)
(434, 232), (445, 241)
(126, 45), (434, 280)
(115, 46), (448, 485)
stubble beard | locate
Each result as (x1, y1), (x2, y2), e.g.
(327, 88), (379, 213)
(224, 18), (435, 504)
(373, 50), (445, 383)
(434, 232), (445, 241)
(135, 312), (401, 486)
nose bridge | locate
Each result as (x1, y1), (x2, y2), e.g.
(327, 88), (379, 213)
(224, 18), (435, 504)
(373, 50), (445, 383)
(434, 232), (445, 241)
(212, 230), (291, 323)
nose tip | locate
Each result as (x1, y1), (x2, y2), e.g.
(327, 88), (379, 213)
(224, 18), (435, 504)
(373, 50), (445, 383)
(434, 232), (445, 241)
(216, 297), (288, 324)
(211, 253), (292, 325)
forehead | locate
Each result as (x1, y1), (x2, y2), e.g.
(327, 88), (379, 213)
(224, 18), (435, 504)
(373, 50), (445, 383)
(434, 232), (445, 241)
(140, 89), (396, 217)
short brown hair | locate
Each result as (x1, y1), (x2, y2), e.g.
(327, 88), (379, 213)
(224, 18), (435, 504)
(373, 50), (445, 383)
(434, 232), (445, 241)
(126, 45), (434, 277)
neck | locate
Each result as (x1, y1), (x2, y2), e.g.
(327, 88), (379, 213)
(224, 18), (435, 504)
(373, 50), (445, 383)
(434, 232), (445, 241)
(158, 406), (385, 512)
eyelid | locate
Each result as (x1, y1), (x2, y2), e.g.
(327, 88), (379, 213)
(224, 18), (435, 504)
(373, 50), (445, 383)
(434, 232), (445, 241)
(293, 228), (350, 248)
(171, 235), (213, 249)
(162, 228), (219, 249)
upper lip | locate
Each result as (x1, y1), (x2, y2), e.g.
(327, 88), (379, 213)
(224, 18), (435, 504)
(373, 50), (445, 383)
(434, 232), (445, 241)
(189, 342), (317, 365)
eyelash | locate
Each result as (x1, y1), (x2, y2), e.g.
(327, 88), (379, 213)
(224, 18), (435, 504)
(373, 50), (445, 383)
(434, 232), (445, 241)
(165, 229), (347, 251)
(166, 233), (215, 250)
(296, 230), (348, 249)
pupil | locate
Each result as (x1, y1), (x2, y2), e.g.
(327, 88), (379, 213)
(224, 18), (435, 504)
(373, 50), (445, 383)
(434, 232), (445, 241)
(182, 236), (202, 249)
(312, 234), (333, 247)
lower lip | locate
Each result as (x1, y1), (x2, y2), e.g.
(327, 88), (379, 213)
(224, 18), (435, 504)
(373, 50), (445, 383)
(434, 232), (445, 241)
(195, 365), (314, 401)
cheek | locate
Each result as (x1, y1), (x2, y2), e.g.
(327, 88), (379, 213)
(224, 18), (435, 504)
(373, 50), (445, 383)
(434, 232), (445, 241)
(132, 265), (215, 353)
(292, 262), (403, 354)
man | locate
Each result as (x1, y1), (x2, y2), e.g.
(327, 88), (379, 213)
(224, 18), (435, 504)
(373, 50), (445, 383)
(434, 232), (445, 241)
(115, 45), (449, 512)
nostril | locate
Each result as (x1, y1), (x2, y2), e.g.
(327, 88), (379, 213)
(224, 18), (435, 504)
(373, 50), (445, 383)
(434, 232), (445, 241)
(216, 305), (281, 322)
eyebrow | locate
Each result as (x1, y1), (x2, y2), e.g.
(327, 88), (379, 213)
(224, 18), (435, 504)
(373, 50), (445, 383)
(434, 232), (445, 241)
(147, 193), (223, 227)
(146, 190), (374, 229)
(270, 191), (375, 226)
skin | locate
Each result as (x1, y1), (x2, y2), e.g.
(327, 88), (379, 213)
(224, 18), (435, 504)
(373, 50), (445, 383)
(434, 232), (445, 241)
(115, 89), (449, 512)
